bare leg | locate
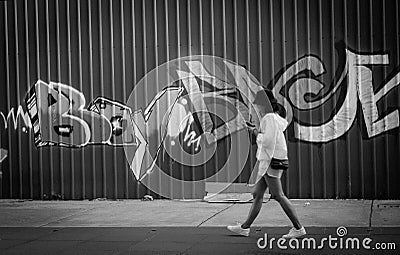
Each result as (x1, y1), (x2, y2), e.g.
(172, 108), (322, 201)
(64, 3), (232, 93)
(265, 175), (302, 230)
(241, 178), (267, 229)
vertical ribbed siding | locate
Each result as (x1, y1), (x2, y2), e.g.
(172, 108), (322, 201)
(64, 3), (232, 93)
(396, 0), (400, 199)
(4, 0), (11, 198)
(0, 0), (399, 199)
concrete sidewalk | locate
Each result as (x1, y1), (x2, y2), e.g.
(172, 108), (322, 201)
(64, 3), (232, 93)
(0, 199), (399, 227)
(0, 199), (399, 254)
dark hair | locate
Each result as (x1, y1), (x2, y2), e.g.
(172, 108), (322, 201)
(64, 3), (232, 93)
(253, 89), (280, 112)
(264, 89), (280, 112)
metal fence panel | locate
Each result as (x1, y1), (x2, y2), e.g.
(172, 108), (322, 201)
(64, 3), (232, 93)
(0, 0), (399, 199)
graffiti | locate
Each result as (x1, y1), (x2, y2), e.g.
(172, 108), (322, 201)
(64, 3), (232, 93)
(0, 106), (31, 130)
(24, 80), (154, 147)
(128, 87), (183, 180)
(0, 148), (7, 163)
(2, 46), (396, 185)
(179, 60), (258, 143)
(349, 50), (400, 138)
(182, 116), (201, 151)
(25, 80), (112, 147)
(124, 57), (261, 183)
(166, 98), (201, 151)
(129, 109), (148, 181)
(88, 97), (137, 146)
(274, 48), (400, 142)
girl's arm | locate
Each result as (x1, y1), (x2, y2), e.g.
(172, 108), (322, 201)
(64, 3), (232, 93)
(256, 114), (278, 150)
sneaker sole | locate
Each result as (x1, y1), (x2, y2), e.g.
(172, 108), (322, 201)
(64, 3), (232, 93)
(282, 233), (306, 239)
(227, 227), (250, 237)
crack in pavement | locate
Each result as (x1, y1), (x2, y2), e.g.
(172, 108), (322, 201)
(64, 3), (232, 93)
(37, 202), (114, 227)
(369, 199), (374, 229)
(196, 203), (235, 227)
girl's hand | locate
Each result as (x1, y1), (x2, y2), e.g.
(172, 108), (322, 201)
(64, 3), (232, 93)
(250, 127), (259, 136)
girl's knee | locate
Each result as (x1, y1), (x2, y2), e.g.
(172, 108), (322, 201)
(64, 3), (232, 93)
(272, 193), (286, 202)
(252, 190), (264, 201)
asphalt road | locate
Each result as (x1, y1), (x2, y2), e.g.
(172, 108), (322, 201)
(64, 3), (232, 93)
(0, 227), (399, 255)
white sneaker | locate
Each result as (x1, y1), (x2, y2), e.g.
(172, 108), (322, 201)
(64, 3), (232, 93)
(282, 227), (306, 239)
(227, 223), (250, 237)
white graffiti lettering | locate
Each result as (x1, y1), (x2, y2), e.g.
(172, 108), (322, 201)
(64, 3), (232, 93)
(276, 48), (400, 142)
(0, 105), (32, 130)
(7, 47), (399, 182)
(182, 116), (201, 151)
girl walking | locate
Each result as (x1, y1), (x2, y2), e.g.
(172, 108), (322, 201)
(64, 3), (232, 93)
(227, 89), (306, 239)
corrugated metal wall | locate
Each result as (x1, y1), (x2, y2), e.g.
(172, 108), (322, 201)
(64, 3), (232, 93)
(1, 0), (399, 200)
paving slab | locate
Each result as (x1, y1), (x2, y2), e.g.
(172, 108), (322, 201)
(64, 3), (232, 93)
(371, 200), (400, 227)
(39, 200), (231, 227)
(201, 199), (372, 227)
(0, 199), (397, 229)
(0, 200), (112, 227)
